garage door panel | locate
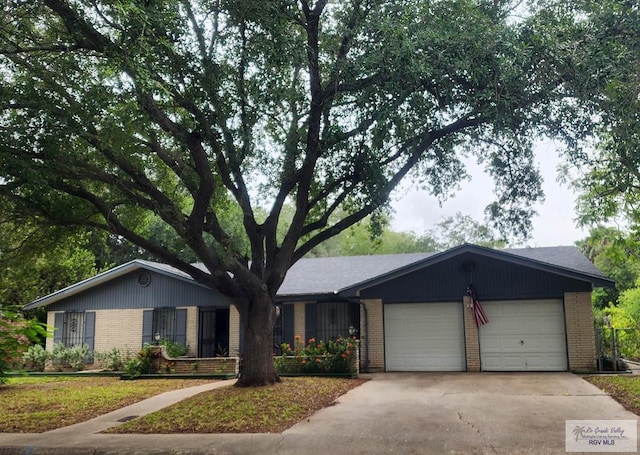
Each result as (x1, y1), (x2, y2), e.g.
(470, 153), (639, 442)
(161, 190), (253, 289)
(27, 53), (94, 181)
(385, 302), (465, 372)
(480, 300), (567, 372)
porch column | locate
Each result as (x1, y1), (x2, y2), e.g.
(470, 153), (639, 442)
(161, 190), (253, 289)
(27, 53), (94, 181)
(229, 305), (241, 357)
(463, 295), (481, 372)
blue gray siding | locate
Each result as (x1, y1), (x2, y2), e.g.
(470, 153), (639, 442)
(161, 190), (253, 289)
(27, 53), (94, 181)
(360, 252), (592, 302)
(47, 270), (231, 312)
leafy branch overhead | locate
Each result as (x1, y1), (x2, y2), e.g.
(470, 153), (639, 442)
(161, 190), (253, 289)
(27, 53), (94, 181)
(0, 1), (634, 385)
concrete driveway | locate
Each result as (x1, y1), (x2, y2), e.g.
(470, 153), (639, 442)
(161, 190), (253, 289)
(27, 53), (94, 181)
(1, 373), (638, 455)
(283, 372), (638, 454)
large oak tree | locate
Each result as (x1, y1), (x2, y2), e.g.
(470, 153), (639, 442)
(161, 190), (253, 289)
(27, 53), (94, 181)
(0, 0), (620, 385)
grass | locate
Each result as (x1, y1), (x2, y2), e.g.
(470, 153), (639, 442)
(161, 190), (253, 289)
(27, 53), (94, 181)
(0, 376), (213, 433)
(585, 375), (640, 416)
(107, 377), (367, 434)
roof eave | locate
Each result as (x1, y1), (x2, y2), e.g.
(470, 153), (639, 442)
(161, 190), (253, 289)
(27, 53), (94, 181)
(337, 243), (615, 295)
(22, 260), (206, 311)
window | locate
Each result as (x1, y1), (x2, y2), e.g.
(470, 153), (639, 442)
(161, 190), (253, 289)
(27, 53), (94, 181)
(142, 308), (187, 347)
(62, 312), (86, 347)
(53, 311), (95, 355)
(153, 308), (176, 342)
(316, 302), (359, 342)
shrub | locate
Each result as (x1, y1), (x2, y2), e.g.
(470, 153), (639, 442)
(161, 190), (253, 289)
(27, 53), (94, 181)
(95, 347), (125, 371)
(161, 340), (189, 358)
(0, 306), (48, 383)
(50, 343), (89, 371)
(122, 345), (158, 379)
(67, 344), (89, 370)
(22, 344), (49, 371)
(275, 336), (358, 375)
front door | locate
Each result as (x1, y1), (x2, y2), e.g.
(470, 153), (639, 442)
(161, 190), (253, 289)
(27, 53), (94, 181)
(198, 308), (230, 357)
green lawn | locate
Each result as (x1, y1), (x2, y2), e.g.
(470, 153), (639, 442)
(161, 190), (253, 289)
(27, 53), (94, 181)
(585, 375), (640, 416)
(0, 376), (213, 433)
(106, 377), (367, 434)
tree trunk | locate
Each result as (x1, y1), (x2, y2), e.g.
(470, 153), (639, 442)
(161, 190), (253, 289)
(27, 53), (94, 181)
(235, 292), (281, 387)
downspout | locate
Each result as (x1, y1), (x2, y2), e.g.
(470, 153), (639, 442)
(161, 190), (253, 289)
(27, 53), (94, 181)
(349, 298), (370, 373)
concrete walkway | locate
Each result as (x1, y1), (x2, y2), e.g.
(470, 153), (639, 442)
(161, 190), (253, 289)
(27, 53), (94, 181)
(47, 379), (237, 435)
(1, 373), (638, 455)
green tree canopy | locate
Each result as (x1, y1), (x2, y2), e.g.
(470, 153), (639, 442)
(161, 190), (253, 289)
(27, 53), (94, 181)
(577, 226), (640, 309)
(563, 2), (640, 228)
(0, 0), (631, 385)
(0, 199), (97, 311)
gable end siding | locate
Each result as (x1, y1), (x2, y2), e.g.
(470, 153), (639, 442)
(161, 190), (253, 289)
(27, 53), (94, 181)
(360, 253), (592, 302)
(46, 270), (230, 312)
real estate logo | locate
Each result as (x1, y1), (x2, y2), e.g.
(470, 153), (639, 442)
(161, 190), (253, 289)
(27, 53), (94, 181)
(566, 420), (637, 452)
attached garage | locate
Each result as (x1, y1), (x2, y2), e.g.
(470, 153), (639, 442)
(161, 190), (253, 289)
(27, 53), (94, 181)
(384, 302), (465, 372)
(479, 300), (567, 371)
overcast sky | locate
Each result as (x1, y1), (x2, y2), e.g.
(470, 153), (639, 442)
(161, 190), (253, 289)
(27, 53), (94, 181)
(389, 140), (588, 247)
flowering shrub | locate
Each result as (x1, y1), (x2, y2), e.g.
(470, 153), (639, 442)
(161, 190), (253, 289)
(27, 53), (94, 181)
(0, 306), (48, 383)
(275, 336), (358, 375)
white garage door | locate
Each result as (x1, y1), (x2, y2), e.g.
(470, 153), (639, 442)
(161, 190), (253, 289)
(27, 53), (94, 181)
(480, 300), (567, 371)
(385, 302), (465, 372)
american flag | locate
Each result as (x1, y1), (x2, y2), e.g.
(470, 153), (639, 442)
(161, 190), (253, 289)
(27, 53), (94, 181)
(466, 285), (489, 327)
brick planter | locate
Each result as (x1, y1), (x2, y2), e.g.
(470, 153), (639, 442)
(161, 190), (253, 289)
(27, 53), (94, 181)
(148, 346), (239, 377)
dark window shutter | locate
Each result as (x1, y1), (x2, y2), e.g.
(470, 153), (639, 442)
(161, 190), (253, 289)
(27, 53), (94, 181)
(175, 309), (187, 346)
(53, 313), (64, 345)
(142, 310), (154, 347)
(305, 302), (317, 342)
(282, 304), (294, 346)
(83, 312), (96, 358)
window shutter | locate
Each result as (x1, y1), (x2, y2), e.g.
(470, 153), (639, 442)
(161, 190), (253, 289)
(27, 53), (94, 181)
(142, 310), (154, 347)
(282, 304), (295, 346)
(175, 309), (187, 346)
(53, 313), (64, 345)
(83, 312), (96, 360)
(305, 302), (317, 342)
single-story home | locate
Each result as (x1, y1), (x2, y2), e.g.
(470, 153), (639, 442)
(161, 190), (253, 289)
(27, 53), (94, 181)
(24, 243), (614, 372)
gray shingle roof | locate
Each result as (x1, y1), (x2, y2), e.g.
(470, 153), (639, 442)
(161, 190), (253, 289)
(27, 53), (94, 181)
(503, 246), (607, 279)
(24, 244), (613, 310)
(278, 244), (613, 297)
(277, 252), (435, 296)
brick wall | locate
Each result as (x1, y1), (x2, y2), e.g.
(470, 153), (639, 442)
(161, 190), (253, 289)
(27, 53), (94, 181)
(229, 304), (241, 356)
(462, 296), (480, 372)
(47, 309), (144, 356)
(93, 309), (144, 355)
(46, 312), (55, 352)
(186, 307), (198, 356)
(363, 299), (384, 371)
(564, 292), (597, 371)
(149, 346), (238, 376)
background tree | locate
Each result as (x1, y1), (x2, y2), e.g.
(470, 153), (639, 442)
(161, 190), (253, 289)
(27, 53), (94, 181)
(577, 226), (640, 310)
(566, 2), (640, 228)
(0, 0), (627, 385)
(0, 199), (97, 312)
